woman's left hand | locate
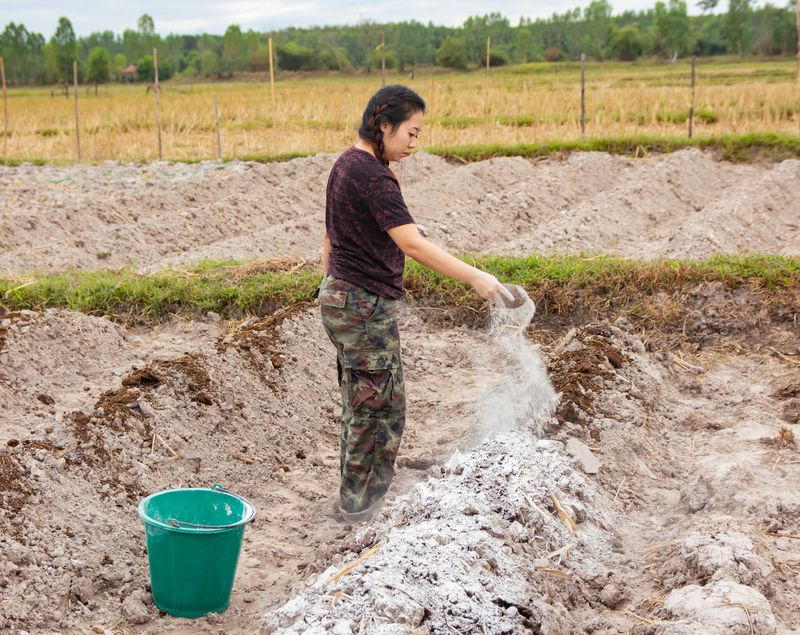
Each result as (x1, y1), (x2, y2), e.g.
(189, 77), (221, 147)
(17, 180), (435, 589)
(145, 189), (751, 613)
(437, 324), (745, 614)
(470, 271), (514, 302)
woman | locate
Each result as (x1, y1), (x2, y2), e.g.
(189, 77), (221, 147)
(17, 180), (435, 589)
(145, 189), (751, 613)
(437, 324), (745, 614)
(320, 84), (511, 522)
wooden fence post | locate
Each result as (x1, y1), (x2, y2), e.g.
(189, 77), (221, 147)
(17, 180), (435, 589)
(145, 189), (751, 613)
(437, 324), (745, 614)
(153, 47), (162, 160)
(214, 95), (221, 161)
(268, 36), (275, 105)
(688, 55), (696, 139)
(73, 60), (81, 162)
(486, 36), (491, 76)
(1, 57), (7, 161)
(580, 53), (586, 136)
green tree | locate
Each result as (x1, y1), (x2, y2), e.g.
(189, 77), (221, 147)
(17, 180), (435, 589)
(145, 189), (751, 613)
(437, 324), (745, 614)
(199, 49), (218, 76)
(583, 0), (613, 59)
(398, 21), (434, 68)
(52, 16), (77, 94)
(695, 14), (727, 54)
(0, 22), (47, 85)
(122, 15), (158, 64)
(277, 41), (314, 70)
(43, 41), (59, 83)
(369, 47), (399, 70)
(509, 28), (543, 62)
(112, 52), (126, 80)
(137, 14), (155, 37)
(488, 47), (510, 66)
(79, 30), (115, 60)
(317, 47), (352, 70)
(727, 0), (752, 55)
(220, 25), (247, 76)
(653, 0), (691, 58)
(532, 8), (583, 59)
(436, 36), (468, 68)
(137, 53), (154, 81)
(87, 46), (110, 93)
(461, 13), (512, 65)
(246, 44), (269, 72)
(610, 23), (646, 59)
(751, 3), (794, 54)
(180, 50), (201, 76)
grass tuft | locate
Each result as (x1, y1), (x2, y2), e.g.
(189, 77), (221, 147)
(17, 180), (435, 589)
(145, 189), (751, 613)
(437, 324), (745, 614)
(1, 254), (797, 324)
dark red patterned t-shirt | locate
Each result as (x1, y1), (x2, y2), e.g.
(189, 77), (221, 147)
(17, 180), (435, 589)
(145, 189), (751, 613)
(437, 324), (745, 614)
(325, 146), (415, 299)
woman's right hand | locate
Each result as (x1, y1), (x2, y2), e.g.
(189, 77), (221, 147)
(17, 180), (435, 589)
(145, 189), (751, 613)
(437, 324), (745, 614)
(470, 271), (514, 302)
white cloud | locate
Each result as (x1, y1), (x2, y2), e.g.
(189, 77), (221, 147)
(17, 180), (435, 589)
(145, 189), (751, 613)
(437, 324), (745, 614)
(211, 0), (319, 24)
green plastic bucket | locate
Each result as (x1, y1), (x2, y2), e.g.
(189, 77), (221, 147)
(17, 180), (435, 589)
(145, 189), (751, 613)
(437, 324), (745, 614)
(137, 484), (256, 618)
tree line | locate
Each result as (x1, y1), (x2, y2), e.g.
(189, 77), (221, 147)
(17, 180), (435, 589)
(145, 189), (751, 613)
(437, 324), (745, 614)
(0, 1), (797, 87)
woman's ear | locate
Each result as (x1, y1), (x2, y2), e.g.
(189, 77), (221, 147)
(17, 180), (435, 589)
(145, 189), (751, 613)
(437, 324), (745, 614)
(380, 121), (391, 134)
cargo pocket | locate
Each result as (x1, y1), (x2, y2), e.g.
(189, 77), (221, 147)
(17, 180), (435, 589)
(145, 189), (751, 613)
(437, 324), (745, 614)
(342, 350), (403, 417)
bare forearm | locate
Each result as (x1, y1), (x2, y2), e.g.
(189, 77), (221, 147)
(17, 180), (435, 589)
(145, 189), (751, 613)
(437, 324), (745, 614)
(387, 223), (508, 300)
(403, 237), (479, 285)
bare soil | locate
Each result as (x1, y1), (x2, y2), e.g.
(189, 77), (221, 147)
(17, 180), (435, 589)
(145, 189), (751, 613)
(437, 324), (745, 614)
(1, 151), (799, 634)
(1, 149), (798, 277)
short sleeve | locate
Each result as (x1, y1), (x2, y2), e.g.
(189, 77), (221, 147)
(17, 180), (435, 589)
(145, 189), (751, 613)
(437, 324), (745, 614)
(365, 173), (415, 232)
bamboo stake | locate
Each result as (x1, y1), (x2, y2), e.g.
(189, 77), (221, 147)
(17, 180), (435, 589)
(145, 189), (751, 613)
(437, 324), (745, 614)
(380, 32), (386, 87)
(1, 57), (7, 161)
(153, 47), (162, 160)
(268, 36), (275, 105)
(688, 55), (696, 138)
(73, 60), (81, 162)
(486, 36), (491, 76)
(214, 95), (221, 160)
(580, 53), (586, 136)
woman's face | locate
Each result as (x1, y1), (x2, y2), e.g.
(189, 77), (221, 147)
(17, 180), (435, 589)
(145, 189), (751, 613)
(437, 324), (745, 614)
(380, 110), (424, 162)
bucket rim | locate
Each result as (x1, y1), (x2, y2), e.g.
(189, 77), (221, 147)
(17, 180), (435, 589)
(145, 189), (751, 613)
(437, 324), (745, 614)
(137, 486), (256, 533)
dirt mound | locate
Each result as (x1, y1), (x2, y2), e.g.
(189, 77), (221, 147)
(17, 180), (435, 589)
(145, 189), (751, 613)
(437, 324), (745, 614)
(261, 320), (799, 633)
(0, 305), (502, 633)
(262, 434), (620, 634)
(0, 156), (335, 275)
(0, 308), (220, 446)
(2, 150), (798, 277)
(543, 150), (796, 259)
(1, 302), (798, 633)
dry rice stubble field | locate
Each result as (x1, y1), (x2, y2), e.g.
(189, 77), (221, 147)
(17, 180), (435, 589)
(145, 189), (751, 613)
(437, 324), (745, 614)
(2, 57), (798, 162)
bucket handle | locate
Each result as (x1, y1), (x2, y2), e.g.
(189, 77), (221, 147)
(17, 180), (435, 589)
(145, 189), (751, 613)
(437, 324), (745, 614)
(166, 484), (256, 530)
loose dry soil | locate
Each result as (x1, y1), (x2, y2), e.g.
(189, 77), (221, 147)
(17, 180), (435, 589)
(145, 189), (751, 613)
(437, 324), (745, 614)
(1, 150), (799, 634)
(1, 149), (799, 276)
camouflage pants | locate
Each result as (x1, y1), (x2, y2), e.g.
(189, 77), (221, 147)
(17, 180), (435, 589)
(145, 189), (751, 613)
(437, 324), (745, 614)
(319, 274), (406, 514)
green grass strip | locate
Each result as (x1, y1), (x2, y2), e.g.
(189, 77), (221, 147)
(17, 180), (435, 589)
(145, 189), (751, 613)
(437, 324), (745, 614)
(427, 132), (800, 163)
(0, 263), (321, 321)
(1, 255), (797, 323)
(3, 132), (798, 168)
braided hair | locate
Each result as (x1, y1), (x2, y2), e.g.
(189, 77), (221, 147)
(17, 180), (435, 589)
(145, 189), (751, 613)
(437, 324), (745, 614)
(358, 84), (426, 167)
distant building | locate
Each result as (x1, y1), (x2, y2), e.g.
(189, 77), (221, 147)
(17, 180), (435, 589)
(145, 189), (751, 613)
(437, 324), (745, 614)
(120, 65), (138, 82)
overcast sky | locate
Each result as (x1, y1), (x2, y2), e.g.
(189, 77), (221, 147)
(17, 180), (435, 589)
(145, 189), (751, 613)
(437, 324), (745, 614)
(1, 0), (717, 38)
